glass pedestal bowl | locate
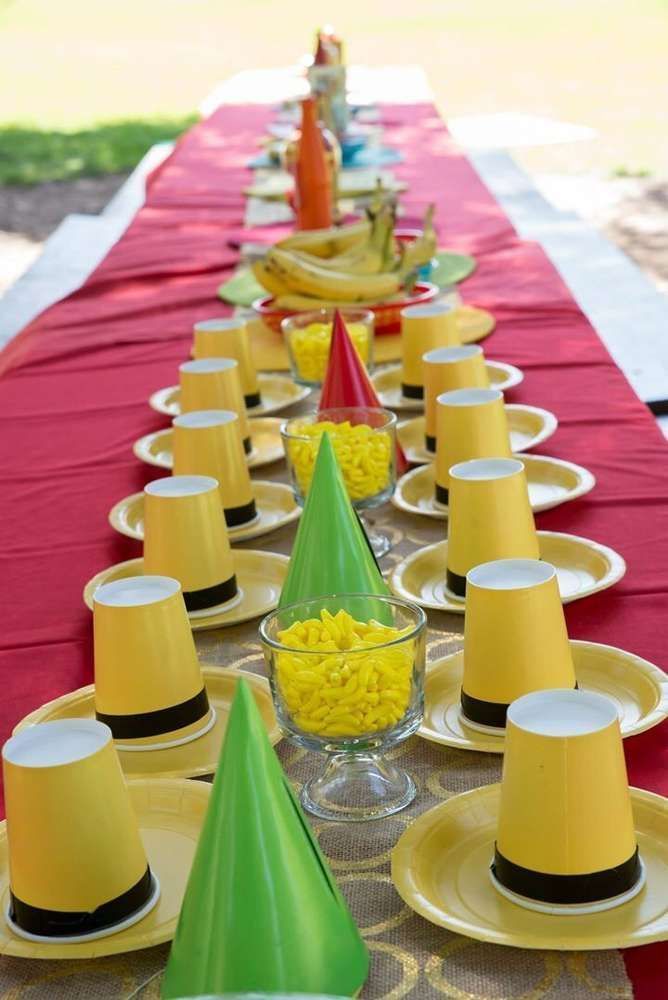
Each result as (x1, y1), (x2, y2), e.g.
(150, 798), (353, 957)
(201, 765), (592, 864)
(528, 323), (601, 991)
(281, 405), (397, 558)
(281, 308), (375, 388)
(260, 594), (426, 822)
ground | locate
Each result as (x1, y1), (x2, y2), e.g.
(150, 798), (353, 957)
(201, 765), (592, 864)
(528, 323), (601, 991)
(1, 0), (667, 296)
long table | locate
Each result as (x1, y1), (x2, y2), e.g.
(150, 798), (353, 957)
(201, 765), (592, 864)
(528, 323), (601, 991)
(1, 96), (667, 998)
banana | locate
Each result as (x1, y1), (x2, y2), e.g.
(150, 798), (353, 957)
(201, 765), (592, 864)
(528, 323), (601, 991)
(266, 246), (401, 303)
(293, 203), (395, 275)
(273, 290), (408, 310)
(276, 219), (371, 258)
(251, 259), (291, 298)
(398, 204), (438, 278)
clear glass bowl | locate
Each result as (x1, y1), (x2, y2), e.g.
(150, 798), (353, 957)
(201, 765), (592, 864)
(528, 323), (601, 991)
(281, 405), (396, 557)
(281, 308), (374, 388)
(260, 594), (426, 821)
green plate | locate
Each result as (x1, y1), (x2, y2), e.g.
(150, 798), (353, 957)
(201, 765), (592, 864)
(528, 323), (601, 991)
(431, 251), (476, 287)
(218, 268), (265, 307)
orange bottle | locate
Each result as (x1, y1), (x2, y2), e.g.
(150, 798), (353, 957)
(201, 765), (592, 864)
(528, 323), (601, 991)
(294, 97), (333, 231)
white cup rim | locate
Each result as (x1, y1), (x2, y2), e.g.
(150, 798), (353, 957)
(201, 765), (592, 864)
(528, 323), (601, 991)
(3, 719), (112, 768)
(508, 689), (619, 738)
(193, 317), (246, 333)
(144, 474), (218, 497)
(467, 559), (556, 591)
(450, 457), (523, 481)
(179, 358), (238, 374)
(424, 345), (482, 365)
(402, 301), (455, 319)
(437, 387), (501, 407)
(173, 409), (237, 429)
(94, 575), (181, 608)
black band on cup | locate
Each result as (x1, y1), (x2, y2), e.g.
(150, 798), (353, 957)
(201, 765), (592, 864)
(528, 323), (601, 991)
(244, 391), (262, 409)
(184, 574), (237, 611)
(9, 866), (154, 938)
(425, 434), (437, 454)
(460, 690), (508, 729)
(401, 382), (424, 400)
(242, 436), (252, 455)
(491, 845), (642, 906)
(435, 483), (449, 506)
(96, 687), (210, 740)
(446, 568), (467, 597)
(224, 497), (257, 528)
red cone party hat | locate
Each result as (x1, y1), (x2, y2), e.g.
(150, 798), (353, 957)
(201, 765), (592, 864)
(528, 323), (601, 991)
(320, 310), (408, 474)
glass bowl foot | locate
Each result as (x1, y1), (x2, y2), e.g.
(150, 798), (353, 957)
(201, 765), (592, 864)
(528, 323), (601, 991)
(360, 515), (392, 558)
(300, 752), (416, 822)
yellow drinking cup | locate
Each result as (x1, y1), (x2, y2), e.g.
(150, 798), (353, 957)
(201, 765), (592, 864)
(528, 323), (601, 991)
(435, 388), (511, 505)
(446, 458), (539, 598)
(400, 302), (460, 399)
(172, 410), (257, 528)
(143, 475), (238, 613)
(461, 559), (576, 732)
(192, 317), (261, 408)
(93, 576), (214, 751)
(423, 346), (489, 454)
(492, 689), (644, 912)
(2, 719), (159, 941)
(179, 358), (251, 454)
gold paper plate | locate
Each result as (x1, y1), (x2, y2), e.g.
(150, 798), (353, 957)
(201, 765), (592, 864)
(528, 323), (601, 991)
(149, 373), (310, 418)
(133, 417), (284, 471)
(390, 532), (626, 613)
(392, 784), (668, 950)
(397, 406), (558, 465)
(371, 360), (523, 412)
(14, 668), (281, 779)
(109, 480), (300, 543)
(393, 455), (595, 519)
(246, 306), (495, 372)
(0, 778), (210, 959)
(420, 641), (668, 753)
(83, 550), (289, 630)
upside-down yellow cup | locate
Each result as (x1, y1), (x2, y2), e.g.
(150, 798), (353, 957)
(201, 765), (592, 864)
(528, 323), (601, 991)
(435, 388), (511, 505)
(423, 346), (489, 453)
(461, 559), (576, 733)
(192, 317), (261, 408)
(492, 689), (644, 912)
(2, 719), (159, 941)
(93, 576), (214, 751)
(446, 458), (539, 598)
(143, 475), (238, 613)
(179, 358), (251, 454)
(400, 302), (460, 399)
(172, 409), (257, 529)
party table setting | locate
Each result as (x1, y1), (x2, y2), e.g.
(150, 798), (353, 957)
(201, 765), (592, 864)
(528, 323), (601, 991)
(1, 26), (668, 1000)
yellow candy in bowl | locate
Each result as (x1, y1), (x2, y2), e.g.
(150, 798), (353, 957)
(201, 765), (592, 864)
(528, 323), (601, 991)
(281, 308), (374, 387)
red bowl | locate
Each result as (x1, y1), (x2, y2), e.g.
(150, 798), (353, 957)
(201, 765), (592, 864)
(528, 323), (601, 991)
(252, 281), (438, 336)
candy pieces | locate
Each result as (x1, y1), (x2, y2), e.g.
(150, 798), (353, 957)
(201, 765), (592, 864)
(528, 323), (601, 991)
(288, 321), (370, 383)
(288, 419), (391, 500)
(276, 609), (414, 737)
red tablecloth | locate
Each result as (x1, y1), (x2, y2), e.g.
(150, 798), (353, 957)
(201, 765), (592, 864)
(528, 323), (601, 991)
(1, 102), (667, 994)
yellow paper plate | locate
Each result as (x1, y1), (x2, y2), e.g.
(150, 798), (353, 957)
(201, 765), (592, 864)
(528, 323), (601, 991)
(371, 360), (523, 412)
(393, 455), (595, 519)
(109, 480), (300, 543)
(133, 417), (285, 471)
(0, 778), (210, 959)
(392, 784), (668, 950)
(247, 307), (494, 372)
(149, 373), (310, 418)
(420, 641), (668, 753)
(397, 406), (558, 465)
(83, 550), (289, 630)
(14, 668), (281, 780)
(390, 532), (626, 613)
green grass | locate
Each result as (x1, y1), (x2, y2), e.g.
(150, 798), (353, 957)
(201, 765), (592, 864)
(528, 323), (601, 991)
(0, 0), (667, 183)
(0, 117), (196, 185)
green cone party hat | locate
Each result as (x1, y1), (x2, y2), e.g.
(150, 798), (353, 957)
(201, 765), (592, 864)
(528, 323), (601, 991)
(160, 679), (369, 999)
(280, 432), (391, 622)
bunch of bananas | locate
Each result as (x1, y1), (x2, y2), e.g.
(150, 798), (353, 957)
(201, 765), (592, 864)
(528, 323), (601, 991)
(252, 201), (437, 310)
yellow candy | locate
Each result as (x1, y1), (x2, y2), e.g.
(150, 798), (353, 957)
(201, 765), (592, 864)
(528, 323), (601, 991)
(276, 609), (414, 738)
(288, 419), (392, 500)
(289, 322), (370, 383)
